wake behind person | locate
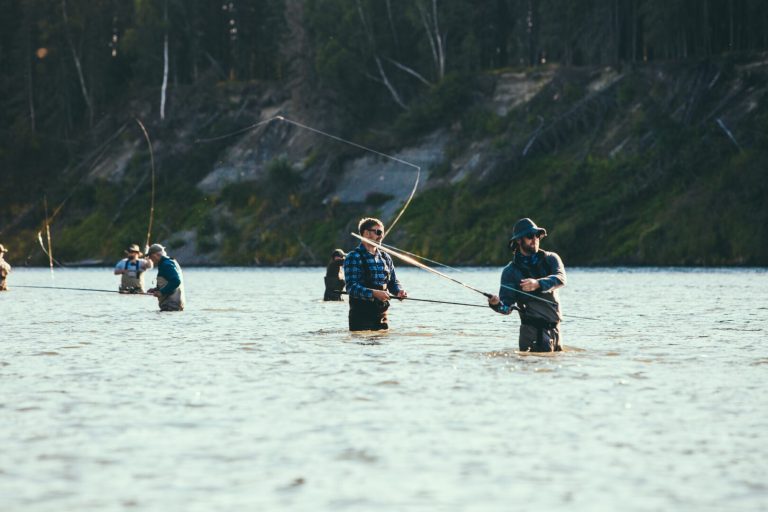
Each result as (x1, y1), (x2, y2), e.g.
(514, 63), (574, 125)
(488, 218), (566, 352)
(145, 243), (185, 312)
(114, 244), (153, 293)
(343, 218), (407, 331)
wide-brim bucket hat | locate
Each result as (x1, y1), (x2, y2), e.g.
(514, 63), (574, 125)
(508, 218), (547, 247)
(125, 244), (142, 254)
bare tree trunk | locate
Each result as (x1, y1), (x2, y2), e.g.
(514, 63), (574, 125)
(61, 0), (93, 126)
(356, 0), (409, 109)
(160, 0), (169, 121)
(374, 57), (407, 109)
(526, 0), (539, 66)
(385, 0), (400, 50)
(25, 8), (35, 132)
(417, 0), (445, 80)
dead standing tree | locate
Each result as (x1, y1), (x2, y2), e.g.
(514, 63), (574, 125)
(355, 0), (446, 109)
(61, 0), (93, 126)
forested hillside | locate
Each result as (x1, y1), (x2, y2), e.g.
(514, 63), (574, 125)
(1, 0), (767, 266)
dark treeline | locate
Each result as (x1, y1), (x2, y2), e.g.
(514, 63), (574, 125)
(2, 0), (767, 191)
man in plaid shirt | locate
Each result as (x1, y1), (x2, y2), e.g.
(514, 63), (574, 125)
(343, 217), (407, 331)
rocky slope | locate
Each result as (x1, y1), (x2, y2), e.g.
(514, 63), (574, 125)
(4, 55), (768, 266)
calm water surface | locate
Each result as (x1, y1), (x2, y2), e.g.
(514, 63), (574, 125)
(2, 267), (767, 512)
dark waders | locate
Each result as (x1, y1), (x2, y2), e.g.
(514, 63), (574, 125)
(349, 285), (389, 331)
(519, 315), (561, 352)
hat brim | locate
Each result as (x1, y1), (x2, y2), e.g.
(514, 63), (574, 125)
(508, 228), (547, 246)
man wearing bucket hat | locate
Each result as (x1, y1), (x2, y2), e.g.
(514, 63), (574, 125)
(0, 244), (11, 291)
(323, 248), (346, 301)
(114, 243), (153, 293)
(145, 243), (185, 311)
(488, 218), (567, 352)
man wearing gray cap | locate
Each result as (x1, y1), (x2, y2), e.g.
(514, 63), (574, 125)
(0, 244), (11, 291)
(114, 243), (153, 293)
(145, 243), (185, 311)
(488, 218), (566, 352)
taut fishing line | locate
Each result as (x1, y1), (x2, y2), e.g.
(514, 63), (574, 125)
(195, 115), (421, 238)
(355, 234), (600, 321)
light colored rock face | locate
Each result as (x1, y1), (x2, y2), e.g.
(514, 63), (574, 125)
(196, 112), (315, 194)
(492, 69), (555, 116)
(88, 140), (141, 183)
(327, 131), (448, 221)
(588, 67), (623, 92)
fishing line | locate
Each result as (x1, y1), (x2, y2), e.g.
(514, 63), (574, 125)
(134, 118), (156, 249)
(13, 285), (151, 295)
(380, 238), (558, 306)
(351, 233), (492, 298)
(353, 234), (601, 321)
(380, 241), (464, 273)
(338, 291), (492, 309)
(195, 115), (421, 238)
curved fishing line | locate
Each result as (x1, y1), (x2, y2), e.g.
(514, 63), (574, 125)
(352, 233), (492, 298)
(195, 116), (421, 237)
(134, 118), (156, 249)
(270, 117), (421, 239)
(36, 231), (63, 268)
(380, 241), (464, 273)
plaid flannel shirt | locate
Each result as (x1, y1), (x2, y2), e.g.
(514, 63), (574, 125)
(343, 244), (402, 300)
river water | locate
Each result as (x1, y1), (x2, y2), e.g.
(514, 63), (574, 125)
(1, 267), (767, 512)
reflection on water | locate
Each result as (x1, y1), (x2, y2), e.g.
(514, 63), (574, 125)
(1, 267), (767, 511)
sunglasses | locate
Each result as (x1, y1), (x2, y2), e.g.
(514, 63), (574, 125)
(365, 228), (384, 236)
(523, 233), (540, 241)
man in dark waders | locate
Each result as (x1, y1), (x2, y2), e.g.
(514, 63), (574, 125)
(323, 249), (346, 301)
(145, 243), (185, 312)
(343, 218), (407, 331)
(488, 218), (566, 352)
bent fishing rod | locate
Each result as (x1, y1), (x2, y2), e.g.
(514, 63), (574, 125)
(336, 291), (504, 309)
(351, 233), (493, 298)
(360, 234), (560, 306)
(351, 234), (600, 321)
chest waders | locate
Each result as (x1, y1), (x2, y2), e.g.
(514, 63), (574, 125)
(0, 262), (8, 291)
(119, 259), (145, 294)
(514, 253), (562, 352)
(156, 275), (185, 312)
(349, 250), (390, 331)
(324, 262), (345, 301)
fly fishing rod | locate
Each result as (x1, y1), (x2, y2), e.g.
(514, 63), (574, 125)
(351, 234), (601, 321)
(362, 234), (561, 307)
(351, 233), (493, 298)
(13, 285), (152, 295)
(336, 291), (502, 309)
